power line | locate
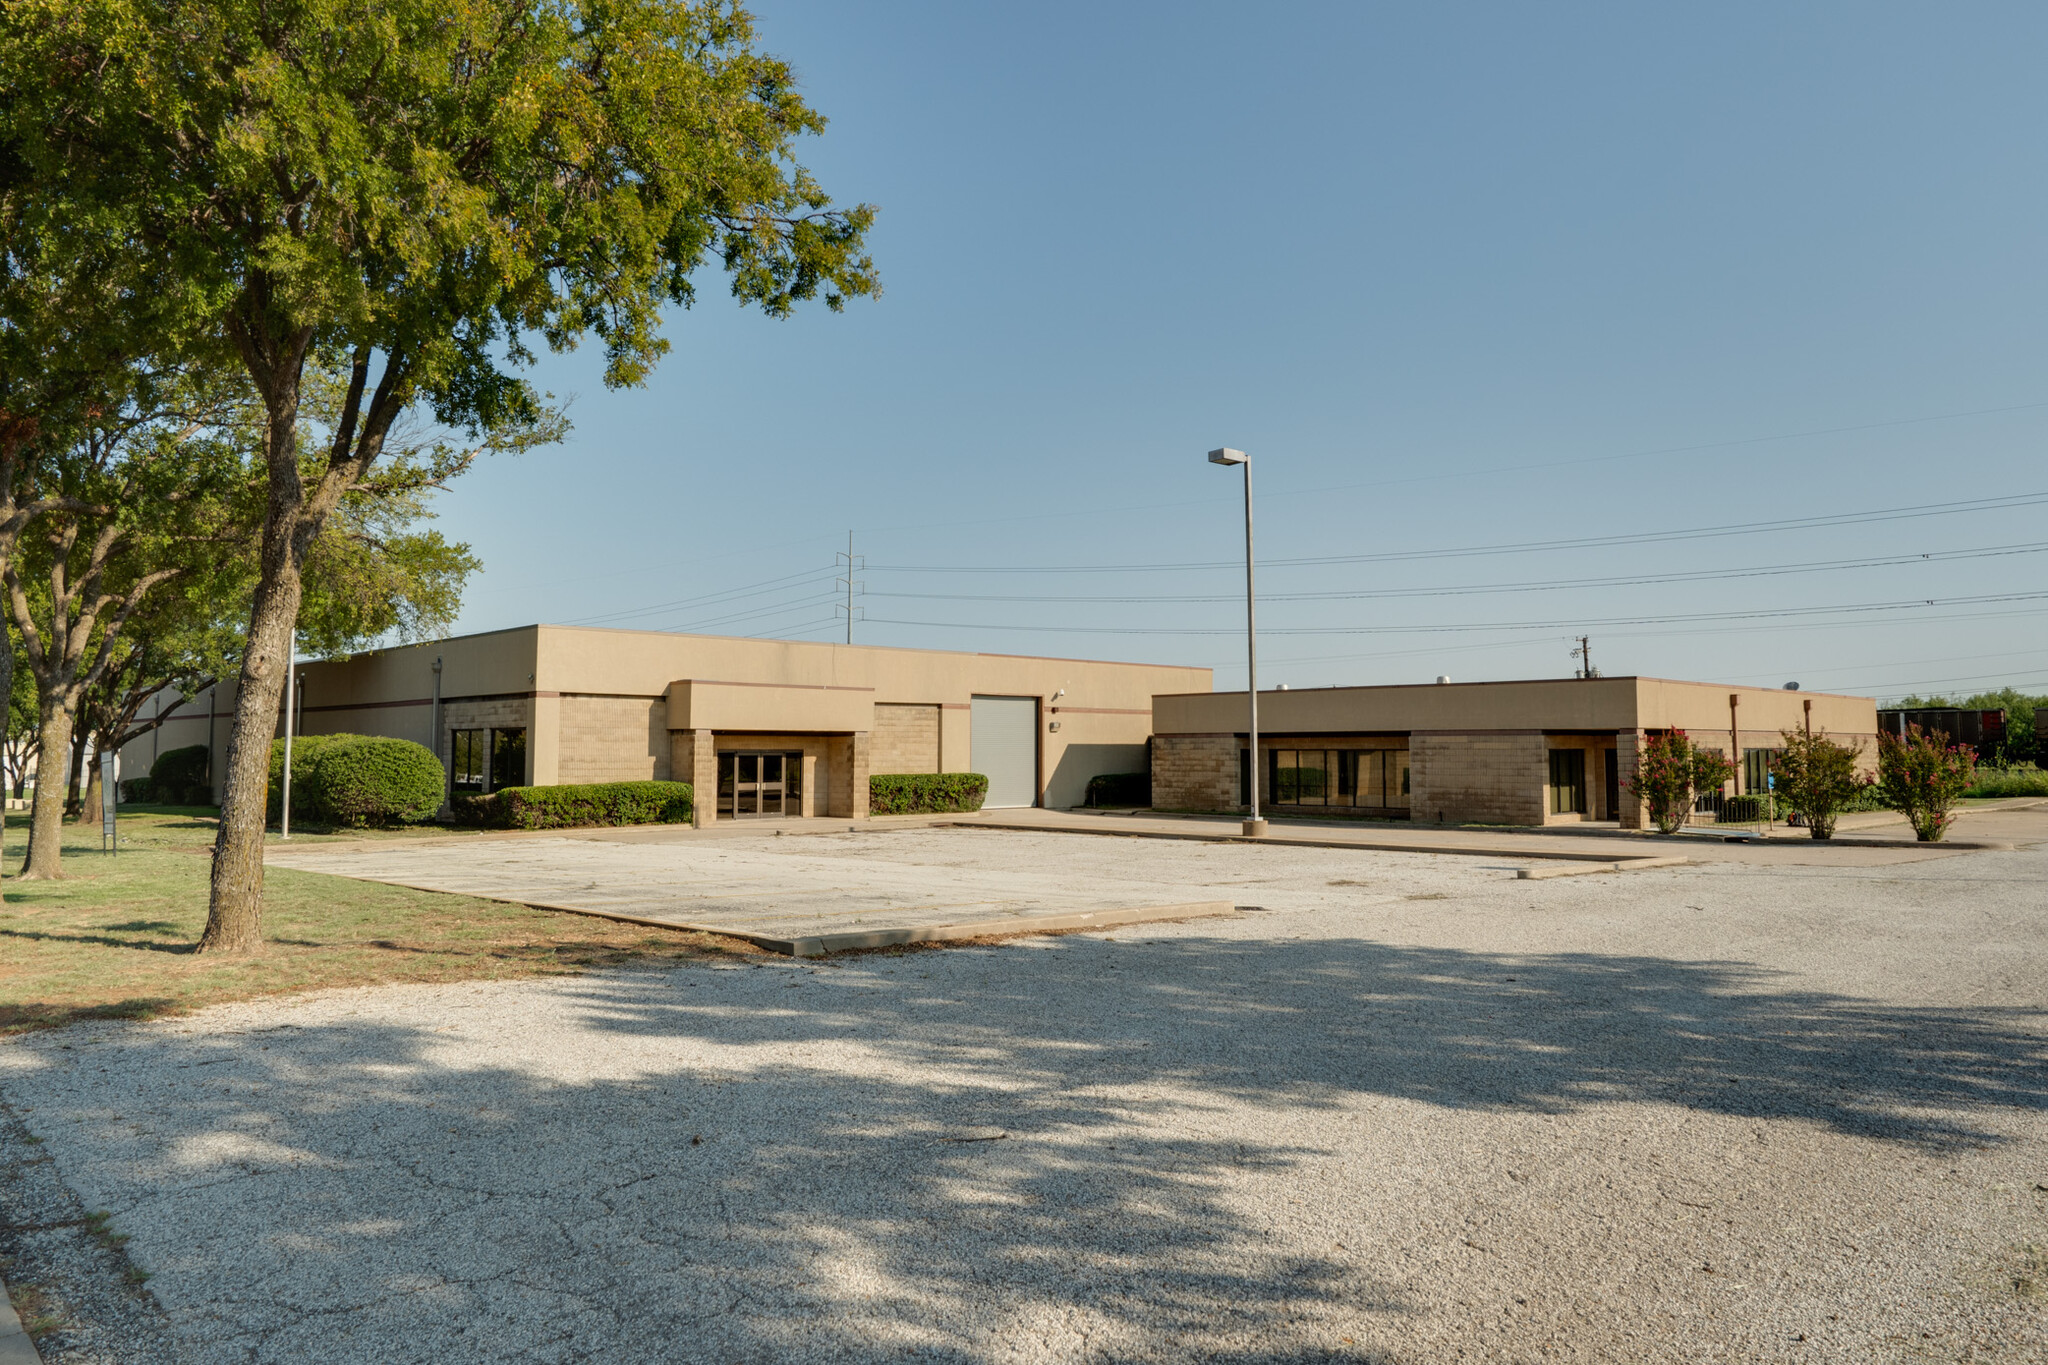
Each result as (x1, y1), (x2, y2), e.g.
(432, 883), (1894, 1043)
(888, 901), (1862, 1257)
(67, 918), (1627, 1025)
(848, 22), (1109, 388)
(650, 592), (845, 635)
(863, 590), (2048, 637)
(862, 541), (2048, 604)
(865, 489), (2048, 575)
(857, 397), (2048, 538)
(556, 565), (837, 626)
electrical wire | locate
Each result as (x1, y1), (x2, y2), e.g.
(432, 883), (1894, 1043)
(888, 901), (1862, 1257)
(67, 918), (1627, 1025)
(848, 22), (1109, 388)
(863, 590), (2048, 636)
(865, 489), (2048, 575)
(863, 541), (2048, 605)
(556, 565), (838, 627)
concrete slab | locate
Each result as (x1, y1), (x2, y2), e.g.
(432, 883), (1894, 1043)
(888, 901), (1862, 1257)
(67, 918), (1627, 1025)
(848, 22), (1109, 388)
(266, 833), (1242, 955)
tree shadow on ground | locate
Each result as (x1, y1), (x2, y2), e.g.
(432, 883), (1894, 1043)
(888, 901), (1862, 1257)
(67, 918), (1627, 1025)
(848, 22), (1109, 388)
(7, 933), (2045, 1363)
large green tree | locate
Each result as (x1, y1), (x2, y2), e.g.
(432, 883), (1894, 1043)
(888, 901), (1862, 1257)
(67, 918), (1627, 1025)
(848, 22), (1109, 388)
(5, 361), (246, 877)
(4, 0), (876, 949)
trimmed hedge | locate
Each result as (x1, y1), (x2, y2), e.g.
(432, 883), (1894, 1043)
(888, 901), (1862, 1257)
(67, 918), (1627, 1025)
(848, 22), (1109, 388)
(148, 744), (212, 805)
(1717, 794), (1766, 823)
(267, 734), (352, 824)
(317, 737), (445, 827)
(268, 733), (443, 827)
(457, 780), (693, 830)
(869, 772), (988, 815)
(1085, 772), (1151, 808)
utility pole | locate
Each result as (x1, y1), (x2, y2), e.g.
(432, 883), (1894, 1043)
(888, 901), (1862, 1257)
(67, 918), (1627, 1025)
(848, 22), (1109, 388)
(1572, 635), (1594, 679)
(835, 532), (864, 644)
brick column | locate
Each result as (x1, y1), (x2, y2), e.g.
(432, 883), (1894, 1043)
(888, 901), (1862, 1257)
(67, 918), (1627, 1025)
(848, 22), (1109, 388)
(1615, 730), (1646, 830)
(848, 730), (870, 819)
(672, 728), (717, 827)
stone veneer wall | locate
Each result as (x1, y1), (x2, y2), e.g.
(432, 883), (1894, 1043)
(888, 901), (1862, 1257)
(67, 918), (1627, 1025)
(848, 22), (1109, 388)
(870, 703), (940, 774)
(1150, 735), (1242, 811)
(1615, 730), (1646, 829)
(828, 733), (871, 819)
(1408, 731), (1548, 826)
(556, 695), (667, 783)
(442, 697), (535, 786)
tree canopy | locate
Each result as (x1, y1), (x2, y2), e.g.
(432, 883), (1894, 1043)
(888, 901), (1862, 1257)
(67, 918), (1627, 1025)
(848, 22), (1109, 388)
(2, 0), (876, 942)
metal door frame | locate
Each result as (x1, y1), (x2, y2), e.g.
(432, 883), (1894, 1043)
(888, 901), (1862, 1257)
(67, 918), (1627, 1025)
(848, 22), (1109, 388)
(723, 750), (790, 818)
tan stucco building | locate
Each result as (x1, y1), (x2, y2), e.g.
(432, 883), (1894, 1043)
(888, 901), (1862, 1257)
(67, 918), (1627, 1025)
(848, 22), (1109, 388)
(125, 626), (1210, 819)
(1151, 676), (1878, 829)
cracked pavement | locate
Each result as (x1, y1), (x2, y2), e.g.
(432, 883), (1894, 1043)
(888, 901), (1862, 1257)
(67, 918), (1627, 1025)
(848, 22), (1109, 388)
(3, 821), (2047, 1362)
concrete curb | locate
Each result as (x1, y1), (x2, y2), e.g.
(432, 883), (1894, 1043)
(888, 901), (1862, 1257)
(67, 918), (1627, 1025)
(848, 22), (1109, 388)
(1516, 856), (1691, 880)
(960, 816), (2015, 856)
(774, 901), (1238, 957)
(368, 883), (1239, 959)
(0, 1282), (41, 1364)
(954, 819), (1684, 863)
(0, 1094), (183, 1363)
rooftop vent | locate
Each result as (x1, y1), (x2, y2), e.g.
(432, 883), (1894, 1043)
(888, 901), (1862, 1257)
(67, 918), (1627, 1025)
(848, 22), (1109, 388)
(1783, 681), (1800, 691)
(1435, 675), (1452, 685)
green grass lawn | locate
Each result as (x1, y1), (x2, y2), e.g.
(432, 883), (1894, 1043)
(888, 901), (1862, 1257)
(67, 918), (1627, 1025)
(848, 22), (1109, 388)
(0, 808), (753, 1034)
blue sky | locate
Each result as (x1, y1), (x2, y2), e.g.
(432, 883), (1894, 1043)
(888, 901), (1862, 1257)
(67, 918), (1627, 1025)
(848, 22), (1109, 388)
(436, 1), (2048, 700)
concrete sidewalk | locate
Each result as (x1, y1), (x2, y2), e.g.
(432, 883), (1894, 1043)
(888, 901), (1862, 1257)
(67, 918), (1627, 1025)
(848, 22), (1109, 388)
(958, 804), (2023, 865)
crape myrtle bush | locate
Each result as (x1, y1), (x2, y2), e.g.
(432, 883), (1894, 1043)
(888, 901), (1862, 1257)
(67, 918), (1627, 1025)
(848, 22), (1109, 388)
(1624, 730), (1735, 835)
(1770, 729), (1870, 841)
(267, 734), (443, 827)
(147, 744), (213, 805)
(1877, 725), (1976, 843)
(869, 772), (988, 815)
(456, 781), (693, 830)
(1085, 772), (1150, 807)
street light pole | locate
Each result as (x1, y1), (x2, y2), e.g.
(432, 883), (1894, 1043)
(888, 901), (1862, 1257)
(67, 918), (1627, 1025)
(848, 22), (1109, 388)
(1209, 447), (1266, 837)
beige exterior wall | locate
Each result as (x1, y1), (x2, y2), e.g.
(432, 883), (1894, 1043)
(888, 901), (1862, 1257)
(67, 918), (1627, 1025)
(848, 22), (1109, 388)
(558, 696), (669, 783)
(1410, 732), (1549, 826)
(1150, 676), (1877, 828)
(871, 703), (940, 774)
(120, 625), (1206, 816)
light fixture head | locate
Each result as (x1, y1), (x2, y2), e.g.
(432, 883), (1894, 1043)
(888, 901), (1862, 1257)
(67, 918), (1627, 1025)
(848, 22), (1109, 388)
(1207, 447), (1248, 465)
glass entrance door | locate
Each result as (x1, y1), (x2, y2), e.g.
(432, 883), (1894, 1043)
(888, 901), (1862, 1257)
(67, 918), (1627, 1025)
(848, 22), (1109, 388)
(718, 751), (802, 817)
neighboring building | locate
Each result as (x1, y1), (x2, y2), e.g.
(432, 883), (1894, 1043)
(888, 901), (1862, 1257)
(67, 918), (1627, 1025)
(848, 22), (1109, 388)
(1878, 707), (2006, 758)
(125, 625), (1209, 820)
(1151, 677), (1878, 829)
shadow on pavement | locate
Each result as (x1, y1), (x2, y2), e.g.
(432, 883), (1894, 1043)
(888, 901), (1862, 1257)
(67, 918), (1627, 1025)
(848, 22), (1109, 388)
(7, 933), (2045, 1362)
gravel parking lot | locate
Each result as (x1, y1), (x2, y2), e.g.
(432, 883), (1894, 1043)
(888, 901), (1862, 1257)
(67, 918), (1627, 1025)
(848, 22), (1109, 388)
(4, 818), (2046, 1364)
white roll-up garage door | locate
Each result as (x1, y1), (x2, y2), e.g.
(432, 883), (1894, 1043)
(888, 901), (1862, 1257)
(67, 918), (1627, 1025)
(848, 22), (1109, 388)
(970, 695), (1038, 808)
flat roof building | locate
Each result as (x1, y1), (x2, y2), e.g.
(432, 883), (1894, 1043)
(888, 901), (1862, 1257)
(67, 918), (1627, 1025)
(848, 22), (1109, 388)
(1151, 676), (1878, 829)
(126, 626), (1210, 820)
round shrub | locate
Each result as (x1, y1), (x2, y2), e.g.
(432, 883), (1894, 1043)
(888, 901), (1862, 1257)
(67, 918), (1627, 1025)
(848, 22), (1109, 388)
(148, 744), (213, 805)
(311, 736), (445, 827)
(267, 733), (352, 823)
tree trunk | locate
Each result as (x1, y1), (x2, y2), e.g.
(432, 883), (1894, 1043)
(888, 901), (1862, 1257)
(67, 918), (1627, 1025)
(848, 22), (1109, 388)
(19, 707), (75, 879)
(63, 729), (85, 818)
(80, 755), (102, 827)
(198, 559), (303, 952)
(0, 633), (9, 870)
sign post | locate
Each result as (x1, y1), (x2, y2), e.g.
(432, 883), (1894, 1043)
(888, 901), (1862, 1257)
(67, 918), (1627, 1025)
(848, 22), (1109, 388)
(100, 749), (118, 855)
